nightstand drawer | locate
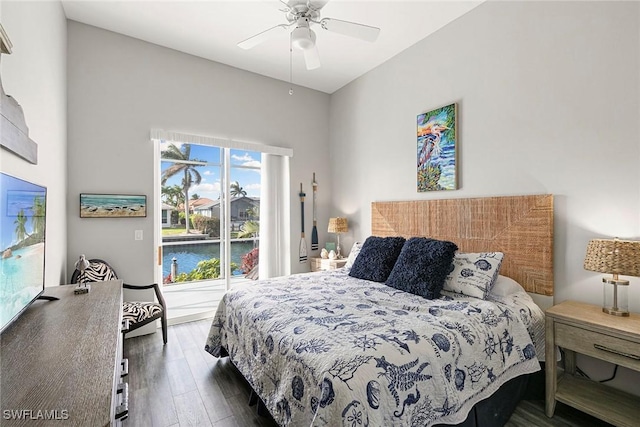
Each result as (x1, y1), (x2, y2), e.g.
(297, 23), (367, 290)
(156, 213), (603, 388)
(555, 323), (640, 371)
(310, 257), (347, 272)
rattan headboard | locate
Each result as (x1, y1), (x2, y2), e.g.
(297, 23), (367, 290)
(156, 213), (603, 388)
(371, 195), (554, 296)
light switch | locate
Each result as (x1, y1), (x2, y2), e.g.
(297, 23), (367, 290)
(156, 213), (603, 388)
(134, 230), (143, 240)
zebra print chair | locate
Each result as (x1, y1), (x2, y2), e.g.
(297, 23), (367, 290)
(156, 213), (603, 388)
(71, 259), (167, 344)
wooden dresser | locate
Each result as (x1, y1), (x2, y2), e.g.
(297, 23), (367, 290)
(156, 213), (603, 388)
(1, 280), (128, 426)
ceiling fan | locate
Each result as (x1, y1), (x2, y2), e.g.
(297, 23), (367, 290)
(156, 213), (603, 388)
(238, 0), (381, 70)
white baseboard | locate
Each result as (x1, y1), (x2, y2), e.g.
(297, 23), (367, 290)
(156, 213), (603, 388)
(167, 310), (216, 326)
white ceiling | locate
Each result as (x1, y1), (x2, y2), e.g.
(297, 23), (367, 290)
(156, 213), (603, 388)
(61, 0), (484, 94)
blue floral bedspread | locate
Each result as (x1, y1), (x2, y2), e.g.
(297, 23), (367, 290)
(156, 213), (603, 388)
(205, 269), (544, 426)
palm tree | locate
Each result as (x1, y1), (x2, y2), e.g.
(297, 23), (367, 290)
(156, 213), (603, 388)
(246, 206), (260, 221)
(14, 209), (27, 243)
(230, 181), (247, 197)
(237, 220), (259, 248)
(161, 184), (184, 208)
(31, 196), (46, 239)
(161, 143), (206, 234)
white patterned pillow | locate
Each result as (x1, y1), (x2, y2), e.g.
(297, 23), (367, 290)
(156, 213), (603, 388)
(344, 241), (363, 271)
(443, 252), (504, 299)
(490, 275), (525, 297)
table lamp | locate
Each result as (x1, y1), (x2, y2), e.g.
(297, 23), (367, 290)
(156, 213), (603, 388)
(328, 217), (348, 259)
(74, 254), (91, 294)
(583, 238), (640, 316)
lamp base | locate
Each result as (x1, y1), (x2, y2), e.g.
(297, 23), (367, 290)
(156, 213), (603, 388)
(601, 277), (629, 317)
(602, 306), (629, 317)
(74, 284), (91, 295)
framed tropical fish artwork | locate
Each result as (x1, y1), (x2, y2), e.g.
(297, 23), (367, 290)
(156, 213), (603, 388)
(417, 103), (457, 191)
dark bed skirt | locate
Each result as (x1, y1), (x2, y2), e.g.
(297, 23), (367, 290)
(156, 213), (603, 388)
(219, 345), (545, 427)
(434, 362), (545, 427)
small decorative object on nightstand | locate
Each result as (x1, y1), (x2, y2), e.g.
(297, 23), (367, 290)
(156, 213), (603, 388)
(584, 238), (640, 316)
(545, 300), (640, 426)
(74, 254), (91, 294)
(328, 217), (348, 259)
(310, 257), (347, 272)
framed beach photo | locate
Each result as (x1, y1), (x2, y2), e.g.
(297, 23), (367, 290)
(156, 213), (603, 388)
(417, 103), (458, 192)
(80, 194), (147, 218)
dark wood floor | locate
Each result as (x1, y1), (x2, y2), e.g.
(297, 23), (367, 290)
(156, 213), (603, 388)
(123, 319), (612, 427)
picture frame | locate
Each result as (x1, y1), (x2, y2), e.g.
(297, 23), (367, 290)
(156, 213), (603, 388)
(325, 242), (336, 252)
(417, 103), (458, 192)
(80, 193), (147, 218)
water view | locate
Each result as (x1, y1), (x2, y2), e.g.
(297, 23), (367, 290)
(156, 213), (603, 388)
(162, 241), (255, 278)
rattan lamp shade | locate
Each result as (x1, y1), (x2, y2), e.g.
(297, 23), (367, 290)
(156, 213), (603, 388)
(584, 239), (640, 277)
(328, 217), (348, 234)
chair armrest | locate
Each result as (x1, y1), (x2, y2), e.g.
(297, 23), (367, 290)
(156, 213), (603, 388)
(122, 283), (166, 310)
(123, 283), (156, 290)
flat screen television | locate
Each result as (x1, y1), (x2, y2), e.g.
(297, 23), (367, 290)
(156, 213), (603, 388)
(0, 172), (47, 334)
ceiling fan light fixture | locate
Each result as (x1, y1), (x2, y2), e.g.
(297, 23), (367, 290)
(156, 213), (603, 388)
(238, 0), (381, 73)
(291, 26), (316, 50)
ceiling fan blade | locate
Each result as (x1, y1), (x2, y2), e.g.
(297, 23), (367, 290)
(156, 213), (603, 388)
(303, 44), (321, 70)
(308, 0), (330, 11)
(238, 24), (290, 50)
(320, 17), (380, 42)
(285, 0), (327, 8)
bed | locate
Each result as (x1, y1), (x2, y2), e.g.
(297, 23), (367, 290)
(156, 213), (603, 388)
(205, 195), (554, 426)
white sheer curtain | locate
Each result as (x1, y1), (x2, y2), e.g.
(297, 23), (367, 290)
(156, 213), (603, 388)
(259, 153), (291, 279)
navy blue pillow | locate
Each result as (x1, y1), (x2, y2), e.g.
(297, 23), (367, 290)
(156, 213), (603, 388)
(348, 236), (406, 282)
(385, 237), (458, 299)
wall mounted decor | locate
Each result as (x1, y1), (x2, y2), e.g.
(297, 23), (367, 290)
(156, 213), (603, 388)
(417, 103), (457, 191)
(80, 194), (147, 218)
(0, 23), (38, 164)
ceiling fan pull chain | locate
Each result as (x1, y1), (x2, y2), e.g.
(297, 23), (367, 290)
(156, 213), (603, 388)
(289, 32), (294, 96)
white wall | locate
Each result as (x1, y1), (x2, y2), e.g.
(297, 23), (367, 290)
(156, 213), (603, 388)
(67, 21), (331, 284)
(330, 1), (639, 393)
(0, 1), (67, 286)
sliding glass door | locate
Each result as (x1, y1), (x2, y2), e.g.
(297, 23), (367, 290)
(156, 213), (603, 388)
(159, 142), (261, 290)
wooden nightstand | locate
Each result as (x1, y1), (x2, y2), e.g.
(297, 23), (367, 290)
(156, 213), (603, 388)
(545, 300), (640, 426)
(310, 257), (348, 272)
